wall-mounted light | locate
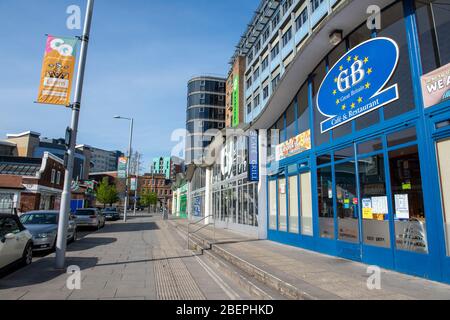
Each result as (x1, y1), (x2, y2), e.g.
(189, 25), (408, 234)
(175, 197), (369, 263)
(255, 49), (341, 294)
(329, 30), (343, 46)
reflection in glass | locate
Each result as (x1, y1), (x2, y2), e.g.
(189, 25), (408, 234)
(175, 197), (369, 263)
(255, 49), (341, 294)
(359, 154), (391, 248)
(389, 146), (428, 253)
(317, 166), (334, 239)
(336, 161), (359, 243)
(288, 175), (299, 233)
(269, 180), (277, 230)
(278, 177), (287, 232)
(387, 127), (417, 147)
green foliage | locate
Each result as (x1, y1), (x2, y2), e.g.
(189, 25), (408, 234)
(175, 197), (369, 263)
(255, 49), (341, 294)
(140, 190), (158, 212)
(95, 177), (119, 207)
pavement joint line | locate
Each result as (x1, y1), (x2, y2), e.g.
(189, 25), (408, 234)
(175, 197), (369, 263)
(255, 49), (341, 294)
(172, 223), (239, 300)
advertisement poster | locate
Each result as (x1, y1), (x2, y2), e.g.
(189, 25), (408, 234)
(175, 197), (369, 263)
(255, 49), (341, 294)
(421, 62), (450, 108)
(130, 178), (137, 191)
(118, 157), (128, 179)
(362, 198), (373, 219)
(276, 129), (311, 161)
(394, 194), (410, 220)
(37, 36), (77, 106)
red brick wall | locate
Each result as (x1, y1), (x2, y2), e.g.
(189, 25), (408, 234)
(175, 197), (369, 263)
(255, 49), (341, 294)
(20, 193), (40, 213)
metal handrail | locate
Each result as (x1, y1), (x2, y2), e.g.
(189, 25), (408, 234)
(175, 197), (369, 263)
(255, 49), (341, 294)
(187, 215), (216, 249)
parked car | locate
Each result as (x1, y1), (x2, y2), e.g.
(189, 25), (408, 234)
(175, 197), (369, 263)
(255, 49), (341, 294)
(19, 211), (77, 252)
(0, 214), (33, 273)
(102, 207), (120, 221)
(73, 208), (105, 230)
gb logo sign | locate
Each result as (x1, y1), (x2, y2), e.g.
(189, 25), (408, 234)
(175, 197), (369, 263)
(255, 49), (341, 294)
(317, 37), (400, 133)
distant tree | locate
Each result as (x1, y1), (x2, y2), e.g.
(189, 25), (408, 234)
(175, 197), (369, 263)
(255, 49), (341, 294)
(140, 190), (158, 213)
(96, 177), (119, 208)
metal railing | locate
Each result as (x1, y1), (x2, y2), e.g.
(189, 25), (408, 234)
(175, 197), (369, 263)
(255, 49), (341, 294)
(0, 203), (18, 215)
(187, 215), (216, 250)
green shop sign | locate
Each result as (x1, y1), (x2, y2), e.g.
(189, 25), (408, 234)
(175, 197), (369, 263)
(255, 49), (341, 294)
(232, 76), (240, 127)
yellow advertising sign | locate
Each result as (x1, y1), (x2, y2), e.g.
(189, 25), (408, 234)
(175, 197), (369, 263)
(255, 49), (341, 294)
(37, 36), (77, 106)
(275, 129), (311, 161)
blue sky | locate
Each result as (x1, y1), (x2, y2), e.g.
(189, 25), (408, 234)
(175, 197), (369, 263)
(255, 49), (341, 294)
(0, 0), (259, 170)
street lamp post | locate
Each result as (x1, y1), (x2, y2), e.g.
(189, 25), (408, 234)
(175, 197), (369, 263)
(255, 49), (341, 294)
(55, 0), (95, 270)
(114, 116), (133, 222)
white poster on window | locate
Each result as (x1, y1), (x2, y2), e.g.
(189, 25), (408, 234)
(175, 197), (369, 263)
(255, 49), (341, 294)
(371, 196), (389, 214)
(394, 194), (410, 219)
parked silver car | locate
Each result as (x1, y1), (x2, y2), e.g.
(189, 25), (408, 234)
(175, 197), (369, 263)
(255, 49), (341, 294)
(73, 208), (105, 229)
(19, 211), (77, 252)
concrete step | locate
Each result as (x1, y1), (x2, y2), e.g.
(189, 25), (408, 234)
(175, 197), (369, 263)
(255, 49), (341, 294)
(171, 221), (284, 300)
(170, 220), (316, 300)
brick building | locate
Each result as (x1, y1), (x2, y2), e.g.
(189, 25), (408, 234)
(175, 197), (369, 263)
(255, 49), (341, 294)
(0, 152), (65, 214)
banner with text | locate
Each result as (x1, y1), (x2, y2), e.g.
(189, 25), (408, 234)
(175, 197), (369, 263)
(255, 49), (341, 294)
(37, 35), (77, 106)
(421, 62), (450, 108)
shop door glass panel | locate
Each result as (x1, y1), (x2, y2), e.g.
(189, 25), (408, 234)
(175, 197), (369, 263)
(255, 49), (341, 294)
(278, 177), (287, 232)
(288, 175), (299, 233)
(301, 172), (313, 236)
(317, 166), (334, 239)
(269, 180), (277, 230)
(358, 154), (391, 248)
(336, 161), (359, 243)
(437, 138), (450, 256)
(389, 145), (428, 254)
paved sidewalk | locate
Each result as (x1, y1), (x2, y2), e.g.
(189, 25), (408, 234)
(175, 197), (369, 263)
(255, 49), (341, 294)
(0, 216), (252, 300)
(172, 219), (450, 300)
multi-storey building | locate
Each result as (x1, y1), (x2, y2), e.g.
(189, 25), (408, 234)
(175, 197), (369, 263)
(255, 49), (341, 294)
(2, 131), (91, 180)
(89, 147), (123, 173)
(185, 76), (226, 165)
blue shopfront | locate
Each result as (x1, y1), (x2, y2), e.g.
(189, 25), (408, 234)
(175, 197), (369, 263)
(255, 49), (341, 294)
(264, 0), (450, 283)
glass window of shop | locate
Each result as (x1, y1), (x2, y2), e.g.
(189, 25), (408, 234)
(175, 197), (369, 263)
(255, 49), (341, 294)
(300, 172), (314, 236)
(286, 102), (296, 140)
(388, 144), (428, 254)
(312, 60), (329, 147)
(269, 179), (277, 230)
(297, 83), (310, 135)
(415, 0), (450, 75)
(358, 140), (391, 248)
(288, 175), (299, 233)
(277, 115), (286, 143)
(317, 166), (334, 239)
(378, 2), (415, 120)
(336, 160), (359, 243)
(278, 176), (287, 232)
(436, 138), (450, 256)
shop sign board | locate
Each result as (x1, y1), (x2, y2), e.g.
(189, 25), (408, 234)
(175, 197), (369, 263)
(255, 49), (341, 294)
(317, 37), (400, 133)
(248, 130), (259, 182)
(275, 130), (311, 161)
(232, 76), (240, 127)
(421, 62), (450, 108)
(118, 157), (128, 179)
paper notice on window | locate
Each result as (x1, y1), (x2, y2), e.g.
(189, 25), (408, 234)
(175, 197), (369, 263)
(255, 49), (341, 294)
(362, 198), (373, 219)
(371, 196), (389, 214)
(394, 194), (409, 219)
